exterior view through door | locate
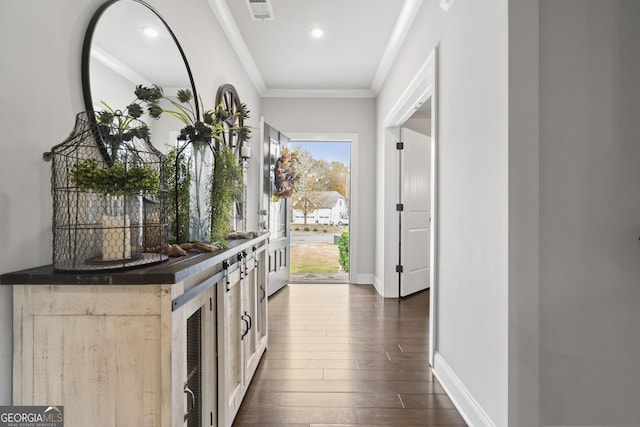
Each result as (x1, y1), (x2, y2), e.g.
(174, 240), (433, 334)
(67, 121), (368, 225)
(289, 140), (351, 283)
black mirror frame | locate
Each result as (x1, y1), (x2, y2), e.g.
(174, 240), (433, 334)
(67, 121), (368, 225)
(81, 0), (199, 163)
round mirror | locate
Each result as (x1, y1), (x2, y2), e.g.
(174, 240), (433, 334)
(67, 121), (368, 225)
(82, 0), (199, 150)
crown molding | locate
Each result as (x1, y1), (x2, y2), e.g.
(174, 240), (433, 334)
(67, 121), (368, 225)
(207, 0), (266, 94)
(91, 46), (152, 87)
(370, 0), (423, 95)
(261, 88), (376, 99)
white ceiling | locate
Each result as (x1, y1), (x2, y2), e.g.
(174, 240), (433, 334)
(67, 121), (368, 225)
(209, 0), (423, 98)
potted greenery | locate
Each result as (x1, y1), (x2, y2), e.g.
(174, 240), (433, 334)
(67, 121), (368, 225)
(65, 112), (162, 263)
(132, 84), (250, 246)
(71, 110), (160, 198)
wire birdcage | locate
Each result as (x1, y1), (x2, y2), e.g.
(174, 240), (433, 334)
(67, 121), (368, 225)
(48, 112), (168, 271)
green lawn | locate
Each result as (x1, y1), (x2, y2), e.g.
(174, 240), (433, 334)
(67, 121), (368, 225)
(290, 261), (338, 274)
(290, 242), (340, 274)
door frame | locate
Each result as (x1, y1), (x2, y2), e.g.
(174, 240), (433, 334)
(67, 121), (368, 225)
(286, 132), (359, 284)
(383, 48), (438, 366)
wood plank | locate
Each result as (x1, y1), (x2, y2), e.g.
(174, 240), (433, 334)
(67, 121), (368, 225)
(234, 406), (359, 425)
(232, 284), (465, 427)
(323, 369), (435, 382)
(241, 391), (403, 409)
(247, 379), (444, 394)
(357, 408), (467, 426)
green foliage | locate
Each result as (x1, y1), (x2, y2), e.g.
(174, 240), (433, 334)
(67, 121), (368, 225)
(70, 159), (159, 196)
(304, 227), (310, 232)
(338, 231), (349, 272)
(96, 101), (148, 132)
(132, 84), (253, 244)
(134, 85), (252, 145)
(135, 85), (196, 125)
(209, 146), (243, 246)
(166, 147), (191, 243)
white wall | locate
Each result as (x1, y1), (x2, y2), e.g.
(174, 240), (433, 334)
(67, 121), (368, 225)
(261, 97), (376, 283)
(377, 0), (509, 425)
(539, 1), (640, 425)
(0, 0), (261, 405)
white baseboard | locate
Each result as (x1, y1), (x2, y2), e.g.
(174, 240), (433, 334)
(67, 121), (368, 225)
(433, 352), (496, 427)
(372, 275), (382, 295)
(354, 274), (374, 285)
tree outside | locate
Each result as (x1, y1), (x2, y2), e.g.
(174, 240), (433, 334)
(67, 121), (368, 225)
(290, 149), (329, 225)
(291, 148), (350, 224)
(288, 143), (351, 281)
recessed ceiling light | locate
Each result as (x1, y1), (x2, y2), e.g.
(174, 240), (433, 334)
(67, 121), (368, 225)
(310, 27), (325, 39)
(142, 27), (159, 38)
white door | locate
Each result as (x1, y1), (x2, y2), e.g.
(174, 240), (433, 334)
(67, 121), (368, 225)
(400, 127), (431, 297)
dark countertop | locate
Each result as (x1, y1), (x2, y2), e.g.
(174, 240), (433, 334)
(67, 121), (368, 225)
(0, 233), (269, 286)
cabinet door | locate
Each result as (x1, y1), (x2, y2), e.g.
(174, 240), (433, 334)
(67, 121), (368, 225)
(241, 252), (259, 383)
(181, 288), (216, 427)
(255, 247), (268, 353)
(13, 285), (173, 427)
(217, 268), (243, 427)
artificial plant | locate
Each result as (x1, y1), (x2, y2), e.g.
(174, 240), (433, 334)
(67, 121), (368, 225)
(131, 84), (251, 245)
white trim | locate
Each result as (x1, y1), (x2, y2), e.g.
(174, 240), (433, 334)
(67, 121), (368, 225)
(370, 0), (423, 94)
(354, 274), (375, 285)
(383, 50), (436, 127)
(261, 88), (375, 99)
(258, 116), (266, 230)
(429, 48), (439, 367)
(207, 0), (266, 93)
(373, 275), (382, 295)
(433, 352), (496, 427)
(91, 46), (152, 87)
(286, 133), (359, 284)
(382, 48), (438, 367)
(440, 0), (456, 11)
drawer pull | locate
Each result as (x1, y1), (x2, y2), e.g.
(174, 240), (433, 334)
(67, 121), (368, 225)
(184, 383), (196, 419)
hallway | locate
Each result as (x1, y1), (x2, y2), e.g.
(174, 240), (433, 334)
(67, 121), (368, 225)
(232, 284), (466, 426)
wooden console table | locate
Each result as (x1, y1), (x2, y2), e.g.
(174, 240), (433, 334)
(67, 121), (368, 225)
(0, 233), (269, 427)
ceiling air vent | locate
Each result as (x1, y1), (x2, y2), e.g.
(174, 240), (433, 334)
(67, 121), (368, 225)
(246, 0), (275, 21)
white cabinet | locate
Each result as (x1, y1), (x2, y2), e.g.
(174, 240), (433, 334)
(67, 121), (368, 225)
(216, 245), (268, 427)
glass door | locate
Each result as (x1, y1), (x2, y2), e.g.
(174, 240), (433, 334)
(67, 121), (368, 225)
(261, 121), (290, 295)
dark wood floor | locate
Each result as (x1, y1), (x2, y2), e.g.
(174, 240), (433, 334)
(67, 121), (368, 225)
(232, 283), (467, 427)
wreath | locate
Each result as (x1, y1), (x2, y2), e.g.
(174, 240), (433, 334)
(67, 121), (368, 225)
(274, 147), (300, 199)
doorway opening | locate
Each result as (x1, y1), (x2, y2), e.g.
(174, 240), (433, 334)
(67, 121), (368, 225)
(382, 48), (437, 365)
(397, 102), (432, 298)
(288, 140), (351, 283)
